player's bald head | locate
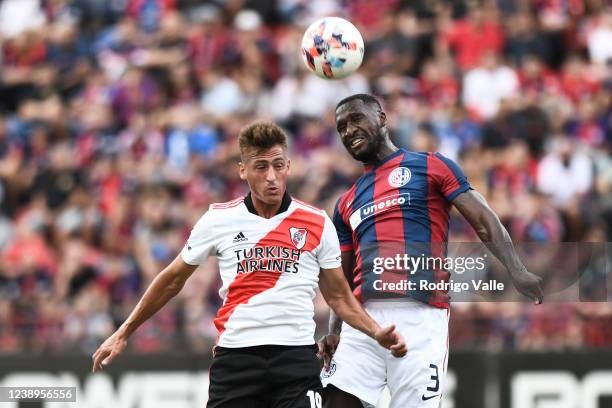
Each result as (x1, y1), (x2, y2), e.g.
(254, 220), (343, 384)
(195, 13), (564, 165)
(336, 94), (383, 114)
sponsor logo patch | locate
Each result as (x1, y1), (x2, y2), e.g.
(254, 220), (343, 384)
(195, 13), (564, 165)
(233, 232), (248, 243)
(348, 193), (411, 230)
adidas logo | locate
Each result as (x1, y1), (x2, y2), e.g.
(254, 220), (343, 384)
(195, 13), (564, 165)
(233, 232), (248, 243)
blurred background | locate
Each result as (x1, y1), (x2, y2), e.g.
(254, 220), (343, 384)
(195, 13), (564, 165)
(0, 0), (610, 407)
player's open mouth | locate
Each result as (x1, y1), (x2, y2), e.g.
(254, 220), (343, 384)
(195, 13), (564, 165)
(350, 137), (365, 149)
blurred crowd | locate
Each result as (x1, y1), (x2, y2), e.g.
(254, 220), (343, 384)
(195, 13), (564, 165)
(0, 0), (610, 354)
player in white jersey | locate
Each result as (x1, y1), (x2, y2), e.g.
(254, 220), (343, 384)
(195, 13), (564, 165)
(92, 121), (407, 408)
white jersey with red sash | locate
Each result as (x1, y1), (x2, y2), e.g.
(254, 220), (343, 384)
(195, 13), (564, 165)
(181, 193), (341, 348)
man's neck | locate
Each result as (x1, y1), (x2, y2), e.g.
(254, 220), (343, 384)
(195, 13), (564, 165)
(253, 200), (281, 219)
(367, 142), (399, 166)
(245, 191), (292, 218)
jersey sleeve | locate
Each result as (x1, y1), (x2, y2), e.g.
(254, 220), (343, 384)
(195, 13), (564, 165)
(429, 152), (472, 202)
(316, 212), (342, 269)
(180, 209), (217, 266)
(332, 198), (353, 252)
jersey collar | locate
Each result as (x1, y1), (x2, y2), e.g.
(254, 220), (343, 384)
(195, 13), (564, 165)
(244, 191), (292, 217)
(363, 148), (404, 173)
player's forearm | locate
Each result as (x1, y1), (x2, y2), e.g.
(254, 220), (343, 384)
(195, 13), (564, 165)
(478, 211), (527, 274)
(327, 291), (379, 339)
(118, 268), (185, 338)
(327, 252), (355, 335)
(328, 309), (343, 335)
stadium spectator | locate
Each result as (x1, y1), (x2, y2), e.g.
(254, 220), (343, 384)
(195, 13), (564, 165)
(0, 0), (609, 354)
(439, 4), (504, 70)
(463, 51), (519, 120)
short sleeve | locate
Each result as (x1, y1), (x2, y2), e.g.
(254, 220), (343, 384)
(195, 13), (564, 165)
(180, 209), (217, 266)
(332, 198), (353, 252)
(317, 213), (342, 269)
(429, 152), (472, 202)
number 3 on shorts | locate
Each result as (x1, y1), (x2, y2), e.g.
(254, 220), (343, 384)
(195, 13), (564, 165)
(427, 363), (440, 392)
(306, 390), (322, 408)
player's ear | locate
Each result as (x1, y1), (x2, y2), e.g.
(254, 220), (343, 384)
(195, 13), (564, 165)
(286, 158), (291, 176)
(239, 162), (247, 180)
(378, 110), (387, 128)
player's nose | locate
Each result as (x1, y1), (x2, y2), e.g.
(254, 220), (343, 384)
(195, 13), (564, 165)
(347, 122), (358, 136)
(342, 123), (358, 142)
(265, 166), (277, 181)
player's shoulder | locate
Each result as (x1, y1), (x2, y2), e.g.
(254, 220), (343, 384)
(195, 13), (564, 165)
(402, 151), (460, 169)
(196, 196), (246, 225)
(425, 151), (455, 161)
(425, 151), (463, 170)
(190, 197), (246, 234)
(401, 150), (436, 161)
(292, 198), (327, 217)
(209, 196), (245, 211)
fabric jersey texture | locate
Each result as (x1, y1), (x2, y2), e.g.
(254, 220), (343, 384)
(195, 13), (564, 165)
(181, 194), (341, 347)
(333, 149), (471, 308)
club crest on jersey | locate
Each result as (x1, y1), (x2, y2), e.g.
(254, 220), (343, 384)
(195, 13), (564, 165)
(289, 227), (308, 250)
(321, 360), (337, 378)
(388, 167), (411, 188)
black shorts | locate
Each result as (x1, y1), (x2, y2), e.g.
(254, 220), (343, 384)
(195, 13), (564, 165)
(207, 344), (323, 408)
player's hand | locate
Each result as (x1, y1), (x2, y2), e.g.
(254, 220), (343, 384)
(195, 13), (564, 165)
(92, 330), (128, 373)
(374, 324), (407, 358)
(510, 269), (544, 305)
(317, 334), (340, 371)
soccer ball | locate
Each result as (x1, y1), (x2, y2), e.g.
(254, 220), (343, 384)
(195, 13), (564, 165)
(301, 17), (365, 80)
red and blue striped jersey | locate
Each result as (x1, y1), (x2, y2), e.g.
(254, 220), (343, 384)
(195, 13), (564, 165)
(333, 149), (471, 309)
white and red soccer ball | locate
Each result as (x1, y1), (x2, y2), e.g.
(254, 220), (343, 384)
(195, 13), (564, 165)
(301, 17), (365, 80)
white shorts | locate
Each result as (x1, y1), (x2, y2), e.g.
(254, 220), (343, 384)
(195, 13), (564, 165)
(321, 300), (450, 408)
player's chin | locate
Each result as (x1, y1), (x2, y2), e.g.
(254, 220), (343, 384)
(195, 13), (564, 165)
(344, 142), (363, 157)
(262, 188), (283, 202)
(350, 145), (375, 162)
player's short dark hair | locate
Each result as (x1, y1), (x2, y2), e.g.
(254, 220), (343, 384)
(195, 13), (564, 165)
(336, 93), (382, 111)
(238, 121), (289, 156)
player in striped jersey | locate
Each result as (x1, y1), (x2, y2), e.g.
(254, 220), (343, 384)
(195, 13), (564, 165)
(92, 120), (407, 408)
(318, 94), (543, 408)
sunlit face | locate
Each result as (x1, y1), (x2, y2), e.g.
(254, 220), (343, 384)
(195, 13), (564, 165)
(239, 145), (291, 206)
(335, 100), (386, 163)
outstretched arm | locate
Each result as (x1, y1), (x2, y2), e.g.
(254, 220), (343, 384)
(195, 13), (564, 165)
(318, 252), (354, 368)
(328, 251), (355, 335)
(92, 255), (198, 372)
(453, 190), (543, 304)
(318, 265), (406, 360)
